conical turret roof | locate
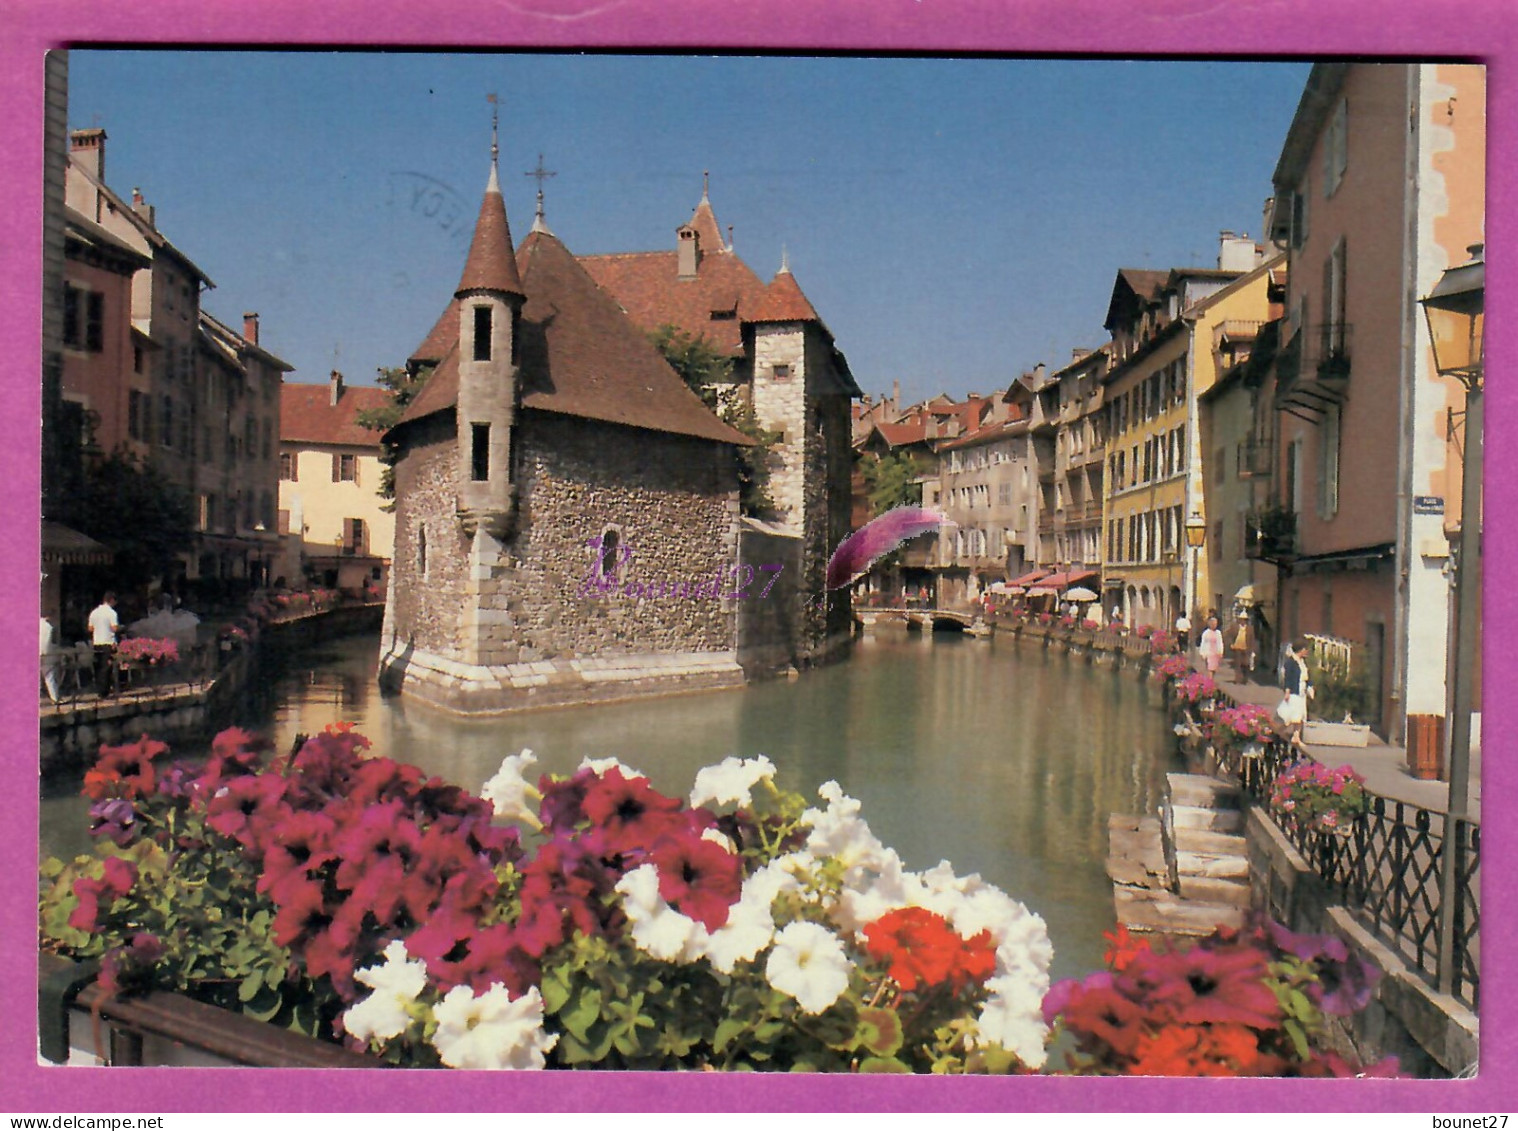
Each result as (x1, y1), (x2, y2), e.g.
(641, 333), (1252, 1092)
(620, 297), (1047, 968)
(456, 161), (525, 296)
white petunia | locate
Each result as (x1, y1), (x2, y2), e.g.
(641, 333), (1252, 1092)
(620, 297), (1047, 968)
(689, 754), (777, 809)
(975, 973), (1050, 1069)
(341, 939), (428, 1045)
(700, 826), (737, 853)
(699, 858), (799, 973)
(430, 983), (558, 1070)
(578, 755), (647, 780)
(615, 864), (706, 963)
(764, 920), (853, 1014)
(480, 749), (542, 828)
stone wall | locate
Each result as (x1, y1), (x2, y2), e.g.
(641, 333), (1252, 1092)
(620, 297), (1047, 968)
(381, 409), (746, 711)
(736, 522), (802, 676)
(386, 413), (474, 661)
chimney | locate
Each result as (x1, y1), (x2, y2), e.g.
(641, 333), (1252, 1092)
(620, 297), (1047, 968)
(243, 312), (260, 346)
(677, 224), (700, 279)
(1071, 347), (1090, 362)
(1263, 197), (1276, 245)
(70, 128), (107, 181)
(329, 370), (343, 407)
(131, 187), (155, 228)
(1217, 230), (1258, 272)
(892, 380), (901, 410)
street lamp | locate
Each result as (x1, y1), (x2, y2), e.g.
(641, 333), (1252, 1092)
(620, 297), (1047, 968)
(1185, 511), (1207, 626)
(1420, 242), (1483, 997)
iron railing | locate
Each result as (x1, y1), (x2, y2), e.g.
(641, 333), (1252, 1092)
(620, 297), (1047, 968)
(1208, 721), (1480, 1009)
(40, 643), (220, 709)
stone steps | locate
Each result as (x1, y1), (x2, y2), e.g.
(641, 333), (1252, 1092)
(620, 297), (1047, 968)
(1108, 769), (1255, 938)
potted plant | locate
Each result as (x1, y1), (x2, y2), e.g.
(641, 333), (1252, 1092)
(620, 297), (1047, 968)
(1302, 650), (1372, 747)
(1211, 703), (1276, 758)
(1175, 672), (1218, 712)
(1269, 759), (1369, 837)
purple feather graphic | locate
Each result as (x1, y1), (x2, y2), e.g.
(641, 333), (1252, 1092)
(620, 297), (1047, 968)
(824, 506), (944, 591)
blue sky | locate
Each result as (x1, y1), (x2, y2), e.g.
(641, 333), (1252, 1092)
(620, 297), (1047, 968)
(66, 52), (1312, 404)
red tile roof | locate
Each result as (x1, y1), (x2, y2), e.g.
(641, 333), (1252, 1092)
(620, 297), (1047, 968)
(579, 248), (767, 357)
(686, 195), (725, 251)
(395, 228), (749, 447)
(748, 269), (821, 323)
(281, 381), (393, 448)
(455, 171), (524, 296)
(410, 302), (459, 365)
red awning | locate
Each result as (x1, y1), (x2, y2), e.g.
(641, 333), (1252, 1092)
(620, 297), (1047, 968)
(1009, 568), (1050, 587)
(1041, 569), (1099, 589)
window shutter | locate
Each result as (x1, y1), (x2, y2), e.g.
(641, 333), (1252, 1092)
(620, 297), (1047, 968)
(343, 517), (355, 551)
(332, 453), (340, 482)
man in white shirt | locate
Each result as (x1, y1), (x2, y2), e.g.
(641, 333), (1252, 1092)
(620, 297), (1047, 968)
(88, 592), (119, 697)
(1175, 612), (1192, 651)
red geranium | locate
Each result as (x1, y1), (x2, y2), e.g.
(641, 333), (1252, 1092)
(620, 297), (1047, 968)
(863, 906), (997, 993)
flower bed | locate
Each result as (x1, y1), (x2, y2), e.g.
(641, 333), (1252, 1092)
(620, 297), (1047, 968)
(41, 728), (1397, 1075)
(1174, 672), (1218, 707)
(1047, 923), (1394, 1076)
(1151, 655), (1191, 683)
(1210, 703), (1276, 754)
(116, 637), (181, 665)
(1269, 760), (1369, 836)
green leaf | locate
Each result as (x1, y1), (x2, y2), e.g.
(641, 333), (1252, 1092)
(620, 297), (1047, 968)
(237, 971), (263, 1003)
(1283, 1018), (1311, 1060)
(714, 1016), (747, 1054)
(540, 969), (571, 1014)
(858, 1056), (913, 1073)
(243, 988), (283, 1023)
(561, 985), (603, 1041)
(854, 1007), (904, 1057)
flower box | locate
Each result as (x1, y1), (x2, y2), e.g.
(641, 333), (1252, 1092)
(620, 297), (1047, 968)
(1302, 721), (1372, 748)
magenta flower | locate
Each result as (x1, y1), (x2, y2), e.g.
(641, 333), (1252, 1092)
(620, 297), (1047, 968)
(1128, 945), (1282, 1029)
(68, 856), (138, 932)
(581, 769), (684, 853)
(649, 832), (743, 932)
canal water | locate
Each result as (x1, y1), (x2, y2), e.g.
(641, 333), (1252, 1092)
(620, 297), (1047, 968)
(41, 629), (1179, 981)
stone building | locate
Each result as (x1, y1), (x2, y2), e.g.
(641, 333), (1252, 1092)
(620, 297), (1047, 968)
(378, 147), (752, 713)
(580, 184), (860, 667)
(277, 371), (396, 592)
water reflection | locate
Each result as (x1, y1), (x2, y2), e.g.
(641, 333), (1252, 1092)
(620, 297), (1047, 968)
(43, 630), (1179, 980)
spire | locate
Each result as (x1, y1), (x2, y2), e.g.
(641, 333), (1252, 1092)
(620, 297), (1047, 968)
(525, 153), (556, 236)
(687, 173), (724, 252)
(457, 101), (524, 296)
(779, 244), (790, 275)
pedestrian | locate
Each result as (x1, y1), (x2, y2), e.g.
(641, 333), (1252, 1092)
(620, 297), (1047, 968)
(1174, 610), (1192, 651)
(1230, 612), (1253, 678)
(1198, 615), (1225, 677)
(1277, 638), (1313, 746)
(39, 614), (60, 703)
(89, 591), (120, 698)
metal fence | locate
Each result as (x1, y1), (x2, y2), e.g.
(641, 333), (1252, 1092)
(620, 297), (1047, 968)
(40, 642), (221, 709)
(1209, 722), (1480, 1010)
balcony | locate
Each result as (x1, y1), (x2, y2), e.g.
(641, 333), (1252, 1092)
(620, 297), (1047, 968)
(1276, 324), (1352, 424)
(1245, 506), (1297, 564)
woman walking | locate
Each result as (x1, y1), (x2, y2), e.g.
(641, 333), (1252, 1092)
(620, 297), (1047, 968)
(1198, 615), (1225, 677)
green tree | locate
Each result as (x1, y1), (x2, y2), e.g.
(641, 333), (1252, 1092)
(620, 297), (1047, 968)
(859, 449), (924, 516)
(356, 365), (432, 502)
(62, 453), (196, 591)
(648, 325), (780, 519)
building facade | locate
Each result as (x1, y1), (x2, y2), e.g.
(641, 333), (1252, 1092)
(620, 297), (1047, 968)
(1263, 62), (1485, 741)
(579, 186), (860, 665)
(277, 371), (396, 592)
(62, 128), (288, 598)
(380, 151), (751, 713)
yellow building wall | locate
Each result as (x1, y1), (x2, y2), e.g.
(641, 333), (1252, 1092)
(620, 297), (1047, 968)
(1189, 268), (1276, 614)
(278, 444), (396, 577)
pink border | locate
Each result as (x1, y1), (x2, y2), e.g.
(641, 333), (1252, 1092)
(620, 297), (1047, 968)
(4, 0), (1511, 1112)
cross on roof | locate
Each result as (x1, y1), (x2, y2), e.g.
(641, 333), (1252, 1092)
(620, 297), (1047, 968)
(525, 153), (557, 218)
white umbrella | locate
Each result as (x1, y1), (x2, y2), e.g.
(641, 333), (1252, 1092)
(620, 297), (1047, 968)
(1064, 586), (1099, 602)
(1027, 586), (1056, 597)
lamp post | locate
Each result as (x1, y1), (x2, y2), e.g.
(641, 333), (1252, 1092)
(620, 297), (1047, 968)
(1185, 511), (1207, 627)
(1420, 243), (1483, 997)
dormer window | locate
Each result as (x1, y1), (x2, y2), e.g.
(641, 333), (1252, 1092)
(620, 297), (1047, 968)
(473, 306), (492, 361)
